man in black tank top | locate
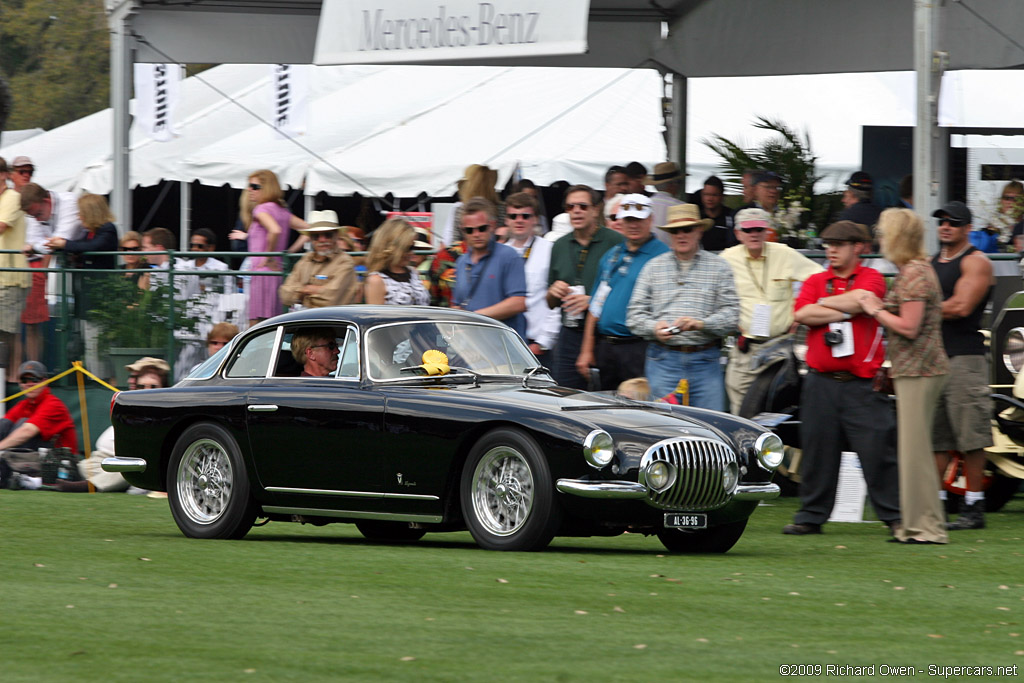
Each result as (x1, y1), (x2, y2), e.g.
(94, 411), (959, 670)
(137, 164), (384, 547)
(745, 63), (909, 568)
(930, 201), (994, 530)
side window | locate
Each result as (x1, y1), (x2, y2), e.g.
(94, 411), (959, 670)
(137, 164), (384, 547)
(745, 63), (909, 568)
(337, 327), (359, 378)
(225, 328), (278, 378)
(274, 324), (360, 379)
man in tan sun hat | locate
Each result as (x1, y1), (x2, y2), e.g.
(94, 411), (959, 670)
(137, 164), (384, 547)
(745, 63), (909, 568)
(279, 209), (358, 310)
(647, 161), (684, 245)
(720, 207), (822, 414)
(626, 203), (738, 410)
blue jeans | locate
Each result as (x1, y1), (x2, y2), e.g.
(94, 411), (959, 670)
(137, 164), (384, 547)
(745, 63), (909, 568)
(645, 345), (725, 411)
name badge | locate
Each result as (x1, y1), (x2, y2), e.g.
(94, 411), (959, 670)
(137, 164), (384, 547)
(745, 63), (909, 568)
(750, 304), (772, 338)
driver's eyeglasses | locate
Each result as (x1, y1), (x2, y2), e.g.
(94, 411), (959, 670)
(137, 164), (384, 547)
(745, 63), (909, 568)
(311, 342), (339, 351)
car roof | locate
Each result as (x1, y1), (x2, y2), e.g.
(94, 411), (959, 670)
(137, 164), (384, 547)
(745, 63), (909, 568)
(249, 305), (502, 330)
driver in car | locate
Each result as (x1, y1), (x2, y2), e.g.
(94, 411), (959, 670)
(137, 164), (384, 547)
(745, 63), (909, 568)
(291, 328), (339, 377)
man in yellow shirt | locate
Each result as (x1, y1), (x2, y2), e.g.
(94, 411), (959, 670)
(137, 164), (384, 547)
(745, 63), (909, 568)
(0, 157), (29, 371)
(721, 208), (822, 414)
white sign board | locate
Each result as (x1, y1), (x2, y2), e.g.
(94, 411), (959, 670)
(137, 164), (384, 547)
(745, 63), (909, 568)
(314, 0), (590, 65)
(828, 451), (869, 523)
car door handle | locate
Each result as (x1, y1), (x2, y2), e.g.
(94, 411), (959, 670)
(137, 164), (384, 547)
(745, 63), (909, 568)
(248, 404), (279, 412)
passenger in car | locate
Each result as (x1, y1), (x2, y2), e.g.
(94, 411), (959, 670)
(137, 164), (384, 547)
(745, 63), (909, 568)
(290, 328), (339, 377)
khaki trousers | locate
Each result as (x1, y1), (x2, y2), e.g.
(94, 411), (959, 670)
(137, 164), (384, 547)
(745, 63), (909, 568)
(892, 374), (949, 544)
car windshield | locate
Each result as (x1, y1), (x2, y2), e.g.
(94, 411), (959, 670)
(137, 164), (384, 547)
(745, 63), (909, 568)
(366, 321), (540, 381)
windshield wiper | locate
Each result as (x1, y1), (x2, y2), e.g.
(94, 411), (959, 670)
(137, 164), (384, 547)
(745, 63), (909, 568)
(522, 365), (553, 388)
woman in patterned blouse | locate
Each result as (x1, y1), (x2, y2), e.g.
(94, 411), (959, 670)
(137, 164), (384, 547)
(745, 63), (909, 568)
(858, 208), (950, 545)
(363, 218), (430, 306)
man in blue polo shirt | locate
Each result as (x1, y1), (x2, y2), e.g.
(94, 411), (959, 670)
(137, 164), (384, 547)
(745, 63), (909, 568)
(576, 194), (669, 390)
(453, 196), (528, 339)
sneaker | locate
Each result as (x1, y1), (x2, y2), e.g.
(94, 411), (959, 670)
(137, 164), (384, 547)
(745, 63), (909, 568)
(782, 522), (822, 535)
(947, 500), (985, 530)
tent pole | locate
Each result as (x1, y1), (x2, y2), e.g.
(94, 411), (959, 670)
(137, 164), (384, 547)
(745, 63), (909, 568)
(180, 179), (191, 250)
(914, 0), (944, 254)
(108, 1), (136, 234)
(669, 73), (686, 179)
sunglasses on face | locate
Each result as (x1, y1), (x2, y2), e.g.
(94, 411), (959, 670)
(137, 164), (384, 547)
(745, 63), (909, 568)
(1002, 195), (1019, 201)
(121, 246), (141, 252)
(938, 218), (966, 227)
(666, 225), (700, 234)
(248, 183), (262, 191)
(740, 226), (766, 234)
(463, 225), (489, 234)
(208, 340), (229, 347)
(565, 202), (592, 211)
(311, 341), (340, 351)
(506, 212), (534, 220)
(188, 243), (208, 249)
(619, 202), (648, 212)
(20, 375), (42, 384)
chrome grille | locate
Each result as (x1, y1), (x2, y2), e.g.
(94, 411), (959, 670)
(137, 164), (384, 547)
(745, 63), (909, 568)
(640, 437), (737, 511)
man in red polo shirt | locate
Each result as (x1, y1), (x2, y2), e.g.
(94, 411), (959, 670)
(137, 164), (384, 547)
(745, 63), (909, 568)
(782, 221), (900, 536)
(0, 361), (77, 453)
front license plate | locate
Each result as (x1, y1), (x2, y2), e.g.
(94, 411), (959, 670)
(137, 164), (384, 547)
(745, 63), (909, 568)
(664, 513), (707, 529)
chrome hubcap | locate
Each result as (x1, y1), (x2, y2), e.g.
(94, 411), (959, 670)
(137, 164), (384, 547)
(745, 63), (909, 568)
(177, 438), (233, 525)
(471, 446), (534, 537)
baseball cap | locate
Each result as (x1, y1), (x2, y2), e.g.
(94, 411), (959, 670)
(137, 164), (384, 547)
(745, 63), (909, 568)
(18, 360), (47, 381)
(932, 201), (972, 226)
(846, 171), (873, 191)
(617, 193), (652, 220)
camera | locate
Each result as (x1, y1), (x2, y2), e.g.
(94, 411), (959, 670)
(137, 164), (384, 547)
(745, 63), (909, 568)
(824, 329), (845, 346)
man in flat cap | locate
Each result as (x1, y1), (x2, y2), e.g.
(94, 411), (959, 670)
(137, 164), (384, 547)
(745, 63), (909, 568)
(783, 221), (900, 535)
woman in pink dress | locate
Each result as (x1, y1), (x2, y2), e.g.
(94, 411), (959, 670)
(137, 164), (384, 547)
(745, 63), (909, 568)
(236, 170), (309, 326)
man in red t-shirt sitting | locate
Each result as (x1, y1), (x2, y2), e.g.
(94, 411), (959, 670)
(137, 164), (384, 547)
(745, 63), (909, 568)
(0, 361), (77, 453)
(781, 222), (900, 536)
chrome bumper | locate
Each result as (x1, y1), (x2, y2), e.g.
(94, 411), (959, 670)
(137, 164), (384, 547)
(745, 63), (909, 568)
(101, 456), (147, 473)
(556, 479), (780, 501)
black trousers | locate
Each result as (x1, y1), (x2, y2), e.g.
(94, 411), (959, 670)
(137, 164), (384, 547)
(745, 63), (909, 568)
(595, 337), (648, 391)
(795, 372), (901, 526)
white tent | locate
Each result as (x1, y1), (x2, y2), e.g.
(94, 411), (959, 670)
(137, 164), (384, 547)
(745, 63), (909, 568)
(0, 63), (667, 198)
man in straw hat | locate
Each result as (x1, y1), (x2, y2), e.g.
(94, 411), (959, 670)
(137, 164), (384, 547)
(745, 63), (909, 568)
(626, 203), (738, 409)
(279, 209), (358, 310)
(720, 208), (822, 414)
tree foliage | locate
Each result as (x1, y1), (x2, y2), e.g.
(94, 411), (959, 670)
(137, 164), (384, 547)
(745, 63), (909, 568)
(0, 0), (110, 131)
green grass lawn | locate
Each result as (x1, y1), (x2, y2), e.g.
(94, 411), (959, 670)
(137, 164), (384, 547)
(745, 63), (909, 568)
(2, 491), (1021, 682)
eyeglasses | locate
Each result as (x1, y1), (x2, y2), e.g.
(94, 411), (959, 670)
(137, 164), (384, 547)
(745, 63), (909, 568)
(311, 341), (340, 351)
(608, 215), (618, 222)
(1002, 195), (1020, 201)
(189, 243), (210, 250)
(248, 183), (262, 191)
(14, 168), (34, 176)
(740, 226), (767, 234)
(121, 246), (141, 252)
(138, 383), (161, 390)
(506, 212), (534, 220)
(565, 202), (592, 211)
(20, 375), (42, 384)
(463, 225), (489, 234)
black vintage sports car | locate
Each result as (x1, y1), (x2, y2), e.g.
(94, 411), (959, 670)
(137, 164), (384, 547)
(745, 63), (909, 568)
(103, 307), (782, 552)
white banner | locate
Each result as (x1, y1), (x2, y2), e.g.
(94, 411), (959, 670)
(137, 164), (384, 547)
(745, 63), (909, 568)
(314, 0), (590, 65)
(133, 64), (181, 142)
(270, 64), (310, 140)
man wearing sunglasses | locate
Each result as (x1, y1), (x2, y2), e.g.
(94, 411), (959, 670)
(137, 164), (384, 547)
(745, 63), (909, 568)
(547, 185), (624, 388)
(453, 197), (527, 339)
(721, 208), (822, 414)
(783, 221), (899, 536)
(930, 201), (994, 531)
(0, 157), (29, 372)
(280, 210), (358, 310)
(0, 361), (77, 455)
(291, 329), (340, 378)
(577, 194), (668, 390)
(627, 203), (738, 410)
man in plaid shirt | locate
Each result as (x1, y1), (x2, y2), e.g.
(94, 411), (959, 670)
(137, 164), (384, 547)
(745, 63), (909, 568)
(627, 204), (738, 410)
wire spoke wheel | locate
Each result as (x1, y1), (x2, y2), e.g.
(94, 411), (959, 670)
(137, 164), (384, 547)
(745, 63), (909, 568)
(177, 438), (234, 525)
(471, 446), (535, 536)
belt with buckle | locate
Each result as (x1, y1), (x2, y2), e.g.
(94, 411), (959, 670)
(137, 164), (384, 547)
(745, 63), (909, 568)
(811, 369), (860, 382)
(600, 335), (643, 345)
(658, 341), (720, 354)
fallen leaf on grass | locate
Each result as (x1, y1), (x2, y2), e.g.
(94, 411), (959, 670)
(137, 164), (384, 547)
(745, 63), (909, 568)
(999, 585), (1009, 590)
(1010, 633), (1020, 637)
(613, 606), (625, 613)
(927, 634), (944, 639)
(941, 584), (955, 589)
(997, 607), (1011, 611)
(34, 563), (45, 567)
(496, 578), (509, 584)
(834, 545), (848, 550)
(788, 592), (800, 596)
(633, 644), (647, 650)
(66, 605), (74, 609)
(400, 657), (416, 662)
(835, 603), (846, 607)
(575, 610), (588, 615)
(139, 557), (151, 562)
(1015, 650), (1024, 656)
(108, 583), (118, 589)
(894, 587), (905, 591)
(243, 669), (256, 674)
(665, 578), (681, 583)
(649, 574), (663, 578)
(695, 638), (709, 643)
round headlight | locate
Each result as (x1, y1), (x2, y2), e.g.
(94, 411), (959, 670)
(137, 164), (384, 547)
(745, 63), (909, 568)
(1003, 327), (1024, 375)
(755, 432), (785, 470)
(645, 460), (676, 493)
(583, 430), (615, 469)
(722, 461), (739, 493)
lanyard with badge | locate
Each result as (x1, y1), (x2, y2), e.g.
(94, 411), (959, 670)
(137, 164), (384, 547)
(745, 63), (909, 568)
(825, 273), (856, 358)
(745, 255), (773, 338)
(590, 244), (633, 318)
